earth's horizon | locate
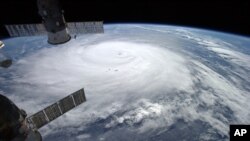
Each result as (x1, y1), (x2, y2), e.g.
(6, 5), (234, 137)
(0, 24), (250, 141)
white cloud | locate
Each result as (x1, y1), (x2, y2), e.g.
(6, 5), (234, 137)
(1, 24), (249, 140)
(209, 47), (250, 68)
(3, 40), (196, 136)
(76, 134), (91, 140)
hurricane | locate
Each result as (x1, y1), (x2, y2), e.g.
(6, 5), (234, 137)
(1, 24), (250, 141)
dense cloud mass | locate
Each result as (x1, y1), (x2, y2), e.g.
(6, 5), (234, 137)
(0, 24), (250, 141)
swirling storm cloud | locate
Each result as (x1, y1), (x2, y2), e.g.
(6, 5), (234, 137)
(0, 24), (250, 141)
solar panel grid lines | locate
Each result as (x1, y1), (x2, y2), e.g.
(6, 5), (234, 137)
(57, 102), (63, 115)
(72, 89), (86, 106)
(42, 110), (50, 122)
(67, 21), (104, 34)
(27, 88), (86, 130)
(5, 21), (103, 37)
(5, 24), (46, 37)
(58, 95), (75, 113)
(29, 111), (48, 129)
(44, 103), (62, 121)
(71, 95), (77, 107)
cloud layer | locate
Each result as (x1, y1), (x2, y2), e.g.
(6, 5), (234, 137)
(1, 24), (250, 141)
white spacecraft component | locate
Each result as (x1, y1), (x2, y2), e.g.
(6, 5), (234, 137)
(27, 88), (86, 130)
(4, 0), (104, 45)
(0, 41), (4, 49)
(0, 41), (12, 68)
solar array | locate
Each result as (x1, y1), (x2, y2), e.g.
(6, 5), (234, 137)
(67, 21), (104, 34)
(5, 24), (46, 37)
(5, 21), (104, 37)
(27, 88), (86, 130)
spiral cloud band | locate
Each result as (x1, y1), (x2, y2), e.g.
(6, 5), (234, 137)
(1, 24), (250, 141)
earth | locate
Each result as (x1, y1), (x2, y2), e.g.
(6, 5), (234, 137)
(0, 24), (250, 141)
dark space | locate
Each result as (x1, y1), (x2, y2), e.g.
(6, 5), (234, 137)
(0, 0), (249, 37)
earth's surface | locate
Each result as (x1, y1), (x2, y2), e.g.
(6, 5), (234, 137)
(0, 24), (250, 141)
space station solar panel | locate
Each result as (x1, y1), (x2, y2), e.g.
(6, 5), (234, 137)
(58, 95), (75, 113)
(72, 89), (86, 106)
(27, 111), (49, 129)
(5, 22), (103, 37)
(27, 88), (86, 130)
(44, 103), (62, 121)
(5, 24), (46, 37)
(67, 21), (104, 34)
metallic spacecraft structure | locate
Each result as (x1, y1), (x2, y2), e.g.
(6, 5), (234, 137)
(0, 59), (12, 68)
(0, 41), (12, 68)
(0, 88), (86, 141)
(0, 41), (4, 48)
(4, 0), (104, 44)
(37, 0), (71, 44)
